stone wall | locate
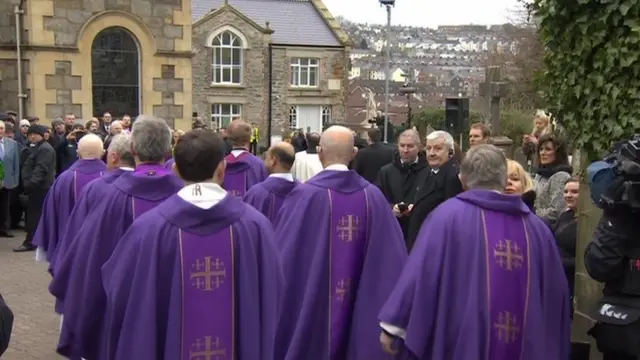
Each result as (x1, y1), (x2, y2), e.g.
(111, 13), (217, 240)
(191, 9), (268, 130)
(0, 0), (22, 46)
(44, 60), (82, 118)
(0, 58), (30, 115)
(152, 64), (184, 127)
(42, 0), (185, 51)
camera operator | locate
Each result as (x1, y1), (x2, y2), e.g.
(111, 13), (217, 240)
(584, 137), (640, 360)
(55, 124), (86, 174)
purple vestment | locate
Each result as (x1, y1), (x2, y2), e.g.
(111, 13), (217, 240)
(378, 190), (571, 360)
(33, 159), (107, 264)
(242, 176), (298, 223)
(49, 168), (128, 276)
(50, 164), (183, 359)
(273, 170), (408, 359)
(222, 151), (267, 197)
(101, 193), (284, 360)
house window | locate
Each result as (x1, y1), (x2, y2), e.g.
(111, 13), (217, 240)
(290, 58), (319, 87)
(211, 31), (243, 85)
(289, 106), (298, 129)
(322, 105), (332, 125)
(211, 104), (242, 129)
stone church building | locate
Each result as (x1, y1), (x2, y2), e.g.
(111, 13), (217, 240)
(0, 0), (351, 135)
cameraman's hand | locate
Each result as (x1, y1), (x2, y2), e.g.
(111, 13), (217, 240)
(66, 131), (77, 141)
(392, 204), (403, 218)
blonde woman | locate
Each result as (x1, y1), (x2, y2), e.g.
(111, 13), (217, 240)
(522, 110), (553, 168)
(506, 159), (536, 210)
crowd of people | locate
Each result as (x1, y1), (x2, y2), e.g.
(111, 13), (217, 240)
(0, 108), (633, 360)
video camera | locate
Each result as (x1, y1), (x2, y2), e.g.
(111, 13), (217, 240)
(589, 135), (640, 211)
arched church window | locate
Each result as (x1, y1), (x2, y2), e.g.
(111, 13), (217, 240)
(211, 31), (243, 85)
(91, 27), (140, 118)
(289, 106), (298, 129)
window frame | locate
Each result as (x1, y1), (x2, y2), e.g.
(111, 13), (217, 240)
(211, 31), (244, 86)
(290, 57), (320, 88)
(321, 105), (332, 126)
(211, 103), (242, 130)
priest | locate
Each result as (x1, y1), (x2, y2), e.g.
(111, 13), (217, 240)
(291, 132), (323, 182)
(273, 125), (408, 359)
(102, 129), (283, 359)
(52, 115), (183, 360)
(243, 142), (298, 223)
(33, 133), (106, 267)
(378, 144), (571, 359)
(49, 133), (135, 275)
(222, 120), (267, 197)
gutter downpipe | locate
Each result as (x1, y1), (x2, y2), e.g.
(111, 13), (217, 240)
(267, 43), (273, 148)
(15, 2), (26, 121)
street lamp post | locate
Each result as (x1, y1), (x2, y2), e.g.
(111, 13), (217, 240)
(399, 84), (416, 128)
(379, 0), (394, 143)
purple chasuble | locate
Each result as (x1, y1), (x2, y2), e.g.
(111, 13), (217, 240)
(32, 158), (107, 265)
(49, 168), (128, 276)
(242, 176), (298, 223)
(52, 164), (183, 360)
(222, 151), (267, 197)
(273, 170), (408, 360)
(102, 193), (284, 360)
(378, 190), (571, 360)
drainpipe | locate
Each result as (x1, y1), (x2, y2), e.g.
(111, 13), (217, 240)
(14, 2), (26, 121)
(267, 43), (273, 147)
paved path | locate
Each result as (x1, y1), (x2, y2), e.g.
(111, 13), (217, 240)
(0, 231), (65, 359)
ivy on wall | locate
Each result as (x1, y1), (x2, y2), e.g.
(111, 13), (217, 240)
(530, 0), (640, 161)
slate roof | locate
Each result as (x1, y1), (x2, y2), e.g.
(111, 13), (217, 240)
(192, 0), (342, 46)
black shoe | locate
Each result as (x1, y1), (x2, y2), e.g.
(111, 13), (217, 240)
(13, 244), (36, 252)
(0, 231), (14, 238)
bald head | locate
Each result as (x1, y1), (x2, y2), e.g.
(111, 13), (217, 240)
(266, 142), (295, 173)
(319, 126), (356, 166)
(77, 133), (104, 159)
(227, 120), (251, 147)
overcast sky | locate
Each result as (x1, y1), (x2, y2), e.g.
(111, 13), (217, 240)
(323, 0), (520, 28)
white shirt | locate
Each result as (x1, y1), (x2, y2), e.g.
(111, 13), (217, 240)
(177, 182), (227, 210)
(269, 172), (294, 182)
(324, 164), (349, 172)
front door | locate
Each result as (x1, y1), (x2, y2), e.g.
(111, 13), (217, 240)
(296, 105), (322, 133)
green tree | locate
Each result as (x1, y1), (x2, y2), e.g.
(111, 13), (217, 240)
(530, 0), (640, 161)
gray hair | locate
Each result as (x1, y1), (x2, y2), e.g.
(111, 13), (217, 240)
(131, 115), (171, 162)
(107, 133), (135, 166)
(460, 144), (508, 191)
(426, 130), (454, 151)
(398, 129), (421, 144)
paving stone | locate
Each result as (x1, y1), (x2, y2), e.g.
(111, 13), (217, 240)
(0, 231), (66, 359)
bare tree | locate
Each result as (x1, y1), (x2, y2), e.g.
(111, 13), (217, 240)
(486, 1), (544, 110)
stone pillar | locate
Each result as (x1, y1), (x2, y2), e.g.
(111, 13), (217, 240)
(572, 150), (604, 360)
(490, 135), (514, 159)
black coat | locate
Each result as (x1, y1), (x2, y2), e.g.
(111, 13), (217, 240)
(553, 209), (577, 296)
(22, 140), (56, 191)
(352, 142), (395, 183)
(377, 153), (427, 241)
(0, 293), (13, 357)
(406, 159), (463, 250)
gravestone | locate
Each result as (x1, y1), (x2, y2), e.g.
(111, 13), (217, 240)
(479, 66), (514, 158)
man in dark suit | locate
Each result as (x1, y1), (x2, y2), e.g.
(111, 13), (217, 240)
(406, 130), (463, 250)
(352, 128), (395, 183)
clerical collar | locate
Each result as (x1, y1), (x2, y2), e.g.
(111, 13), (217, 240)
(269, 172), (294, 181)
(324, 164), (349, 172)
(120, 167), (134, 171)
(178, 183), (227, 210)
(231, 149), (247, 157)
